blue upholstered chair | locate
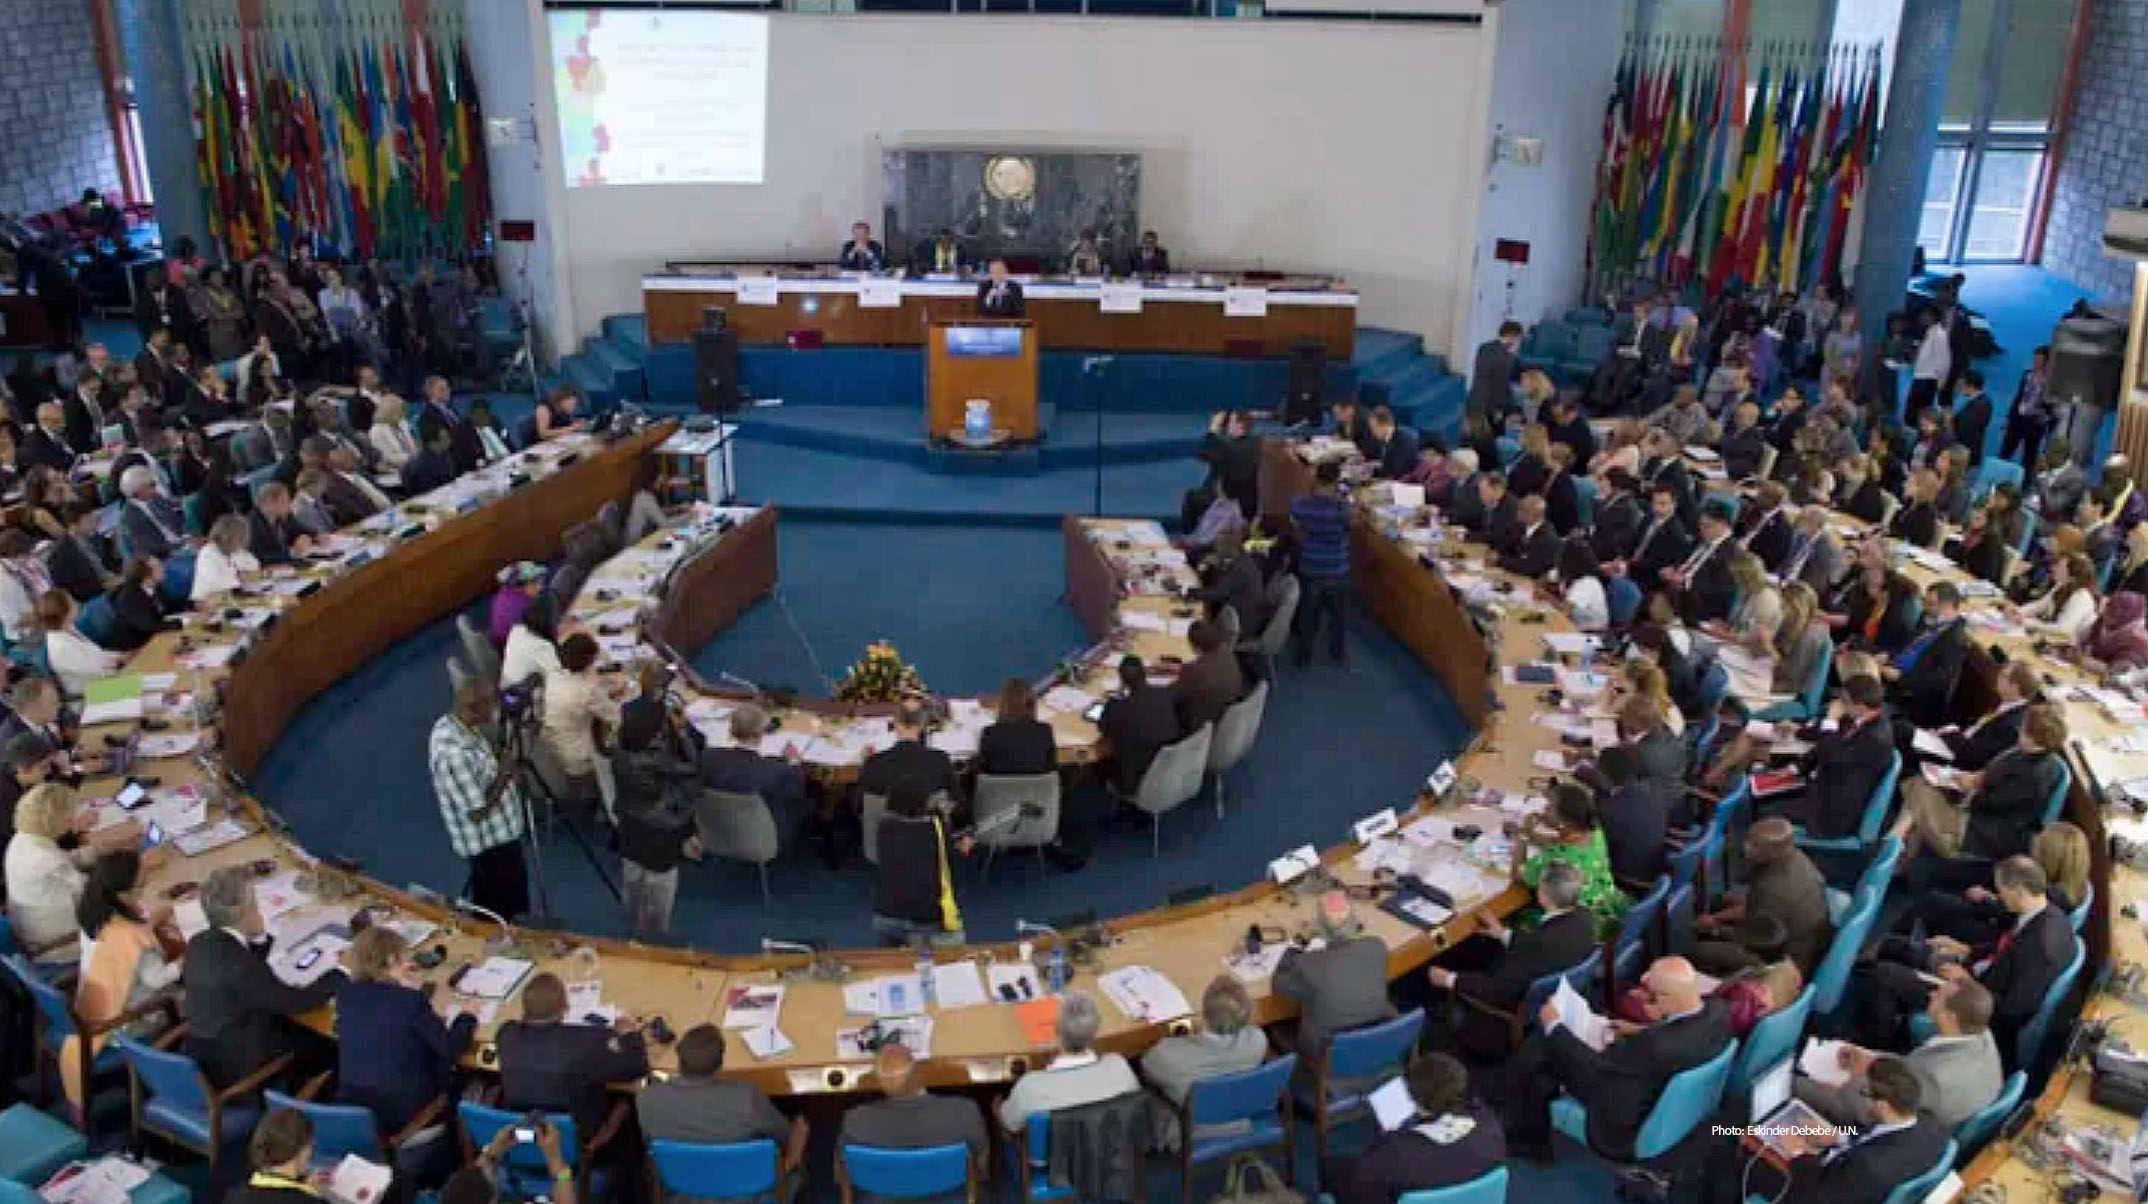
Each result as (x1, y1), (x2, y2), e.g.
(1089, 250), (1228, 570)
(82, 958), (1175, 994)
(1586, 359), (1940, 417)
(2014, 935), (2086, 1070)
(74, 595), (118, 647)
(1794, 751), (1901, 859)
(1175, 1054), (1297, 1199)
(0, 952), (138, 1132)
(1756, 636), (1831, 723)
(1314, 1168), (1510, 1204)
(1812, 885), (1883, 1019)
(2038, 759), (2074, 826)
(458, 1101), (614, 1200)
(2068, 882), (2095, 934)
(1454, 950), (1601, 1056)
(1828, 834), (1904, 926)
(1613, 878), (1670, 996)
(1297, 1008), (1426, 1167)
(1955, 1071), (2026, 1156)
(837, 1142), (974, 1203)
(0, 1103), (87, 1185)
(649, 1137), (783, 1204)
(1726, 987), (1817, 1106)
(1551, 1041), (1739, 1162)
(112, 1032), (280, 1174)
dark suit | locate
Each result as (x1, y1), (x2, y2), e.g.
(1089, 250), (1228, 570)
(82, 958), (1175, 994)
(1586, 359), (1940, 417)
(118, 498), (185, 561)
(494, 1019), (650, 1137)
(1781, 711), (1894, 839)
(400, 446), (458, 495)
(1330, 1104), (1506, 1204)
(1196, 555), (1267, 635)
(1839, 477), (1887, 524)
(1199, 433), (1261, 518)
(1543, 472), (1582, 535)
(1496, 521), (1560, 579)
(977, 719), (1056, 777)
(1740, 509), (1794, 573)
(1590, 494), (1644, 565)
(1547, 415), (1597, 467)
(838, 239), (885, 272)
(1101, 683), (1182, 794)
(183, 929), (345, 1087)
(1126, 246), (1171, 276)
(857, 738), (961, 813)
(1741, 851), (1833, 975)
(1599, 782), (1668, 883)
(1954, 393), (1993, 466)
(1510, 999), (1733, 1160)
(700, 746), (811, 852)
(62, 391), (110, 454)
(1461, 493), (1519, 547)
(1452, 909), (1598, 1009)
(320, 474), (380, 525)
(249, 509), (311, 567)
(1964, 749), (2064, 859)
(18, 428), (76, 475)
(416, 400), (483, 474)
(1628, 516), (1694, 589)
(47, 534), (112, 604)
(1370, 426), (1421, 480)
(975, 280), (1025, 318)
(1172, 647), (1245, 732)
(333, 979), (475, 1133)
(106, 585), (174, 652)
(1469, 339), (1520, 422)
(1979, 904), (2075, 1056)
(1889, 501), (1940, 548)
(1892, 618), (1969, 730)
(1943, 702), (2027, 772)
(1676, 537), (1739, 625)
(1767, 407), (1809, 457)
(1506, 454), (1549, 500)
(1720, 425), (1769, 480)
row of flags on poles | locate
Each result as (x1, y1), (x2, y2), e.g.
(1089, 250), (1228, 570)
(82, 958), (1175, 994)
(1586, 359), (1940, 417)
(190, 22), (492, 262)
(1588, 39), (1886, 300)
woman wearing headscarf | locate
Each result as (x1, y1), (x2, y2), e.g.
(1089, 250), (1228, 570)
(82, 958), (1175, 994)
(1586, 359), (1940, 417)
(2083, 591), (2148, 674)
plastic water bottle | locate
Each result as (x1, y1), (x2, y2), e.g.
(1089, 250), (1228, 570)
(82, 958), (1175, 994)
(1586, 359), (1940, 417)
(1047, 947), (1069, 995)
(916, 947), (935, 1008)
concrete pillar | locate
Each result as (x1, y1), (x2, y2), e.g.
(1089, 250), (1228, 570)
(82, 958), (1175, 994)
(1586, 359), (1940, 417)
(113, 0), (207, 256)
(1629, 0), (1661, 45)
(1851, 0), (1962, 341)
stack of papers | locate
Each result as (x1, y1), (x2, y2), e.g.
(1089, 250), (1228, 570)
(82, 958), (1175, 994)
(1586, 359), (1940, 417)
(457, 956), (536, 1000)
(38, 1158), (152, 1204)
(1367, 1077), (1417, 1131)
(1549, 978), (1612, 1050)
(1798, 1039), (1853, 1087)
(837, 1016), (933, 1059)
(1098, 965), (1191, 1023)
(173, 818), (253, 857)
(844, 975), (927, 1017)
(723, 984), (786, 1028)
(1224, 944), (1289, 983)
(78, 676), (145, 726)
(324, 1155), (391, 1204)
(929, 960), (991, 1010)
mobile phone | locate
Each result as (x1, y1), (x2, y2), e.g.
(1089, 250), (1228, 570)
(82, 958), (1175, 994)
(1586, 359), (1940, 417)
(115, 781), (149, 810)
(142, 821), (165, 850)
(295, 948), (323, 972)
(513, 1126), (536, 1143)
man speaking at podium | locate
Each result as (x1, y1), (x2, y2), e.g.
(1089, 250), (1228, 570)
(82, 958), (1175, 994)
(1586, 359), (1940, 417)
(976, 259), (1025, 318)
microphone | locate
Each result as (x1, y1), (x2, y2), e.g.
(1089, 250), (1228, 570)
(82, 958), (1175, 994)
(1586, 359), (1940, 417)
(760, 938), (819, 957)
(452, 897), (510, 930)
(1015, 920), (1062, 942)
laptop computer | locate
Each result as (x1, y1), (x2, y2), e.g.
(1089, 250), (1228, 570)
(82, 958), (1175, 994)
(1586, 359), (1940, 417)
(1751, 1058), (1827, 1158)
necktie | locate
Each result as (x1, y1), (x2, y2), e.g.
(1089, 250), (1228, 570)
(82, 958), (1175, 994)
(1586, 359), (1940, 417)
(1784, 535), (1812, 579)
(1680, 538), (1714, 578)
(1637, 518), (1664, 560)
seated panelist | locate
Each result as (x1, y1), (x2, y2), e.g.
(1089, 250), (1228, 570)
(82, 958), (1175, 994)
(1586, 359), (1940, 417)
(1126, 229), (1170, 276)
(840, 221), (885, 272)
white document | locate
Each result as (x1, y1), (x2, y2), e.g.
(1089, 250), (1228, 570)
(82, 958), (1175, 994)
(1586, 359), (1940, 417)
(930, 961), (991, 1010)
(1550, 978), (1612, 1050)
(1541, 633), (1599, 657)
(1798, 1039), (1854, 1088)
(252, 870), (309, 923)
(1388, 483), (1426, 509)
(78, 697), (145, 727)
(1911, 729), (1956, 762)
(1099, 282), (1143, 314)
(135, 732), (202, 760)
(859, 278), (903, 309)
(741, 1025), (793, 1059)
(1367, 1076), (1417, 1132)
(325, 1155), (392, 1204)
(173, 819), (252, 857)
(173, 897), (209, 939)
(1531, 749), (1571, 772)
(458, 956), (536, 1000)
(1098, 965), (1191, 1023)
(1224, 943), (1289, 984)
(838, 1016), (933, 1059)
(1223, 286), (1269, 317)
(1119, 611), (1168, 633)
(735, 275), (780, 306)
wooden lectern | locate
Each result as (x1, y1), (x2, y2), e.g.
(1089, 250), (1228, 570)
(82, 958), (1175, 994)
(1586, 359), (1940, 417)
(925, 319), (1039, 442)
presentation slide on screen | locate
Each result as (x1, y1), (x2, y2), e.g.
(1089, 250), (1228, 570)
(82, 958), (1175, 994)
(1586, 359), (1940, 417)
(549, 7), (769, 187)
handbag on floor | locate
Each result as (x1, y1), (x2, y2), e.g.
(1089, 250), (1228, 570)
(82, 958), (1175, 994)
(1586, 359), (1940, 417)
(1208, 1156), (1303, 1204)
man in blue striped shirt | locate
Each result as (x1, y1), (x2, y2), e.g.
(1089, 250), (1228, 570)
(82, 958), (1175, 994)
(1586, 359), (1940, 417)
(1290, 461), (1353, 667)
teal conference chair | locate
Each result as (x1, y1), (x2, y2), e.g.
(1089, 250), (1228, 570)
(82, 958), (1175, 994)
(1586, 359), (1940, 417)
(649, 1138), (782, 1204)
(1177, 1054), (1298, 1200)
(1794, 751), (1901, 859)
(837, 1143), (973, 1203)
(1552, 1041), (1739, 1162)
(1726, 987), (1816, 1106)
(1954, 1071), (2026, 1156)
(1298, 1008), (1426, 1167)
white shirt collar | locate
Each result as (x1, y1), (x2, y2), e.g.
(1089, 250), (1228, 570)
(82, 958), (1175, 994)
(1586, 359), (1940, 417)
(1048, 1050), (1100, 1071)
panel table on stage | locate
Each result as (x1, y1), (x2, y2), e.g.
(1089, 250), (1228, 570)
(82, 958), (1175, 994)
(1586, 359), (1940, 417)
(641, 269), (1359, 358)
(82, 426), (1647, 1107)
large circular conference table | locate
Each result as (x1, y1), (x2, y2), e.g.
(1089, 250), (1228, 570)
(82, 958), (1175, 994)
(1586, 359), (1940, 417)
(79, 418), (2138, 1192)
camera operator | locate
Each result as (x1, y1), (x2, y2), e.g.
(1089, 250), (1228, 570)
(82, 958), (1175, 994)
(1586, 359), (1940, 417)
(429, 677), (530, 919)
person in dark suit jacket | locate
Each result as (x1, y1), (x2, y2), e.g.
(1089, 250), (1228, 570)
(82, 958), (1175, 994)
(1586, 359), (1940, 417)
(1889, 469), (1943, 547)
(838, 222), (885, 272)
(975, 259), (1025, 318)
(1835, 457), (1888, 524)
(1544, 395), (1597, 466)
(1887, 583), (1969, 729)
(1711, 1057), (1950, 1204)
(415, 376), (484, 474)
(699, 703), (812, 855)
(1274, 891), (1395, 1053)
(246, 482), (313, 565)
(1862, 856), (2075, 1064)
(1198, 409), (1261, 519)
(1327, 1054), (1505, 1204)
(977, 678), (1057, 777)
(46, 500), (116, 604)
(1366, 406), (1420, 480)
(1324, 398), (1377, 457)
(1665, 502), (1739, 625)
(1623, 483), (1694, 590)
(1588, 471), (1645, 565)
(400, 425), (460, 495)
(1766, 389), (1810, 458)
(1952, 370), (1993, 468)
(1737, 484), (1795, 572)
(1501, 957), (1733, 1161)
(1495, 495), (1561, 579)
(1777, 674), (1893, 839)
(495, 972), (650, 1138)
(857, 697), (963, 813)
(1426, 862), (1596, 1029)
(133, 328), (184, 408)
(1591, 745), (1668, 884)
(183, 865), (345, 1087)
(1541, 448), (1583, 535)
(1125, 230), (1170, 277)
(1194, 531), (1267, 636)
(1941, 661), (2040, 771)
(333, 926), (476, 1134)
(61, 380), (110, 454)
(116, 468), (187, 562)
(105, 558), (178, 652)
(1100, 656), (1182, 796)
(1718, 400), (1770, 480)
(1467, 322), (1523, 424)
(1171, 619), (1245, 733)
(17, 406), (77, 476)
(1458, 472), (1520, 548)
(1901, 702), (2069, 865)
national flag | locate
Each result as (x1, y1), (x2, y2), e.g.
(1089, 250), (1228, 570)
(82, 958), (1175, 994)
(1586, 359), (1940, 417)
(335, 45), (374, 257)
(1588, 45), (1635, 285)
(1707, 62), (1769, 293)
(1732, 66), (1788, 286)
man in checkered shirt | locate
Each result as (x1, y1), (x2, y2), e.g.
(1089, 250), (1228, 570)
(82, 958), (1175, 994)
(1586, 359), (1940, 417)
(430, 677), (530, 919)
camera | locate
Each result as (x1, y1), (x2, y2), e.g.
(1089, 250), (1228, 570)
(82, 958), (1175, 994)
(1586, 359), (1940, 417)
(499, 674), (543, 726)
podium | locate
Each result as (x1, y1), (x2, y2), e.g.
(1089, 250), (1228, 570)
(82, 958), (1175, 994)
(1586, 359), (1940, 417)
(925, 319), (1039, 443)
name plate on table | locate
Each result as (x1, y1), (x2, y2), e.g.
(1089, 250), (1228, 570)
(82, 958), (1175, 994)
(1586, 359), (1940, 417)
(1099, 282), (1144, 314)
(1224, 286), (1270, 317)
(736, 276), (780, 306)
(1426, 761), (1458, 796)
(859, 278), (904, 308)
(1354, 809), (1399, 845)
(1269, 844), (1320, 884)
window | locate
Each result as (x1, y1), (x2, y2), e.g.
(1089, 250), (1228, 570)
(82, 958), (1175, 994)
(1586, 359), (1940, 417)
(1919, 147), (1966, 257)
(1962, 148), (2042, 259)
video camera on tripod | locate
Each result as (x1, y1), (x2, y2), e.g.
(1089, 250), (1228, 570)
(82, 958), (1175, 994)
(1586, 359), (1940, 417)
(499, 673), (545, 730)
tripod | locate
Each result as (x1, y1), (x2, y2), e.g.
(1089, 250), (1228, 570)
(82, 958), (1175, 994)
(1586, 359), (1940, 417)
(499, 695), (619, 924)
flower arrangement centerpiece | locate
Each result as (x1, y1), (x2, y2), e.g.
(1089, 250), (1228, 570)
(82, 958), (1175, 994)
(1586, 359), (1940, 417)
(833, 640), (928, 703)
